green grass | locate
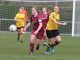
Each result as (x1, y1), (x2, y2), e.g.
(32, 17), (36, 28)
(0, 32), (80, 60)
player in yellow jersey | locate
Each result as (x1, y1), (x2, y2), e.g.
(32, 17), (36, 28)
(14, 8), (25, 42)
(45, 6), (67, 54)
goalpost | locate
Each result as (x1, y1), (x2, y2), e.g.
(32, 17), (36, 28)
(72, 0), (76, 36)
(72, 0), (80, 36)
(0, 0), (80, 36)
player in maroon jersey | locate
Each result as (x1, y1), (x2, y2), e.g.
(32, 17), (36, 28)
(24, 6), (44, 55)
(42, 7), (50, 46)
(35, 7), (50, 50)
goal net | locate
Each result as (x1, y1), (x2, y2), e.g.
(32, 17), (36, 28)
(0, 0), (79, 36)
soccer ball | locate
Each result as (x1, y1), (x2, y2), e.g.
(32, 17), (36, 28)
(9, 24), (17, 32)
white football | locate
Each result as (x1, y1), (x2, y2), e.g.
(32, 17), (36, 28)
(9, 24), (17, 32)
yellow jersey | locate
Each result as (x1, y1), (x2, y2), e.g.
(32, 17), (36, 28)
(14, 13), (25, 28)
(46, 12), (60, 30)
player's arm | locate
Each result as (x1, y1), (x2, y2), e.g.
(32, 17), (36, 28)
(24, 22), (31, 31)
(14, 16), (20, 22)
(14, 14), (18, 21)
(24, 16), (33, 31)
(51, 14), (67, 25)
(14, 17), (17, 21)
(34, 19), (42, 34)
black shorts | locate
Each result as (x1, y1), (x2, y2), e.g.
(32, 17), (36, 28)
(46, 29), (60, 39)
(17, 26), (24, 29)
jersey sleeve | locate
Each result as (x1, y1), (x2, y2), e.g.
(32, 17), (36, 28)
(38, 19), (42, 23)
(38, 13), (42, 23)
(14, 13), (18, 20)
(50, 12), (60, 21)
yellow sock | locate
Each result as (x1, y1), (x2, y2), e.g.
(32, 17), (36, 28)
(20, 33), (23, 40)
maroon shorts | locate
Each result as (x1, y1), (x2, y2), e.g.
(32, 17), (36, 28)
(31, 29), (44, 40)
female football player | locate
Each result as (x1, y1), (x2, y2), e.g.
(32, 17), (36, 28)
(42, 7), (50, 46)
(45, 6), (67, 54)
(20, 7), (28, 27)
(14, 8), (25, 42)
(24, 6), (44, 55)
(36, 7), (50, 50)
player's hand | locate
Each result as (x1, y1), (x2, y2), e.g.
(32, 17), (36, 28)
(63, 22), (67, 25)
(24, 27), (26, 32)
(34, 31), (38, 35)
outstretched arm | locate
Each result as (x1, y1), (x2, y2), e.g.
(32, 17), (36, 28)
(51, 15), (67, 25)
(24, 22), (31, 31)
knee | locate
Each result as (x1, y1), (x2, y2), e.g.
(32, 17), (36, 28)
(30, 35), (36, 43)
(56, 36), (62, 42)
(36, 39), (40, 44)
(30, 39), (34, 43)
(58, 38), (62, 42)
(30, 40), (34, 43)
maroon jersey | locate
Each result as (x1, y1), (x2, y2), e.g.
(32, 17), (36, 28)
(30, 14), (44, 39)
(41, 13), (49, 24)
(30, 14), (43, 31)
(41, 12), (49, 29)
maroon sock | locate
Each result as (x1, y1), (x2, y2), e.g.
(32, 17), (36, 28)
(30, 43), (34, 53)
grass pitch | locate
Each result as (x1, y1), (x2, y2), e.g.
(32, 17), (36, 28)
(0, 32), (80, 60)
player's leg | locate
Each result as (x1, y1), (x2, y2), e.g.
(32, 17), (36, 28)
(36, 39), (41, 50)
(36, 30), (44, 50)
(30, 34), (36, 54)
(45, 38), (55, 54)
(20, 27), (24, 42)
(45, 30), (55, 54)
(53, 30), (61, 46)
(43, 28), (47, 46)
(17, 27), (24, 42)
(17, 21), (24, 42)
(50, 30), (61, 53)
(43, 31), (47, 46)
(16, 23), (21, 42)
(17, 28), (21, 42)
(54, 35), (61, 46)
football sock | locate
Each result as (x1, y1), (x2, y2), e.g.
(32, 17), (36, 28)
(18, 33), (20, 41)
(50, 44), (54, 49)
(54, 41), (60, 46)
(20, 33), (23, 40)
(18, 33), (23, 42)
(30, 43), (34, 53)
(36, 44), (40, 50)
(45, 43), (51, 52)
